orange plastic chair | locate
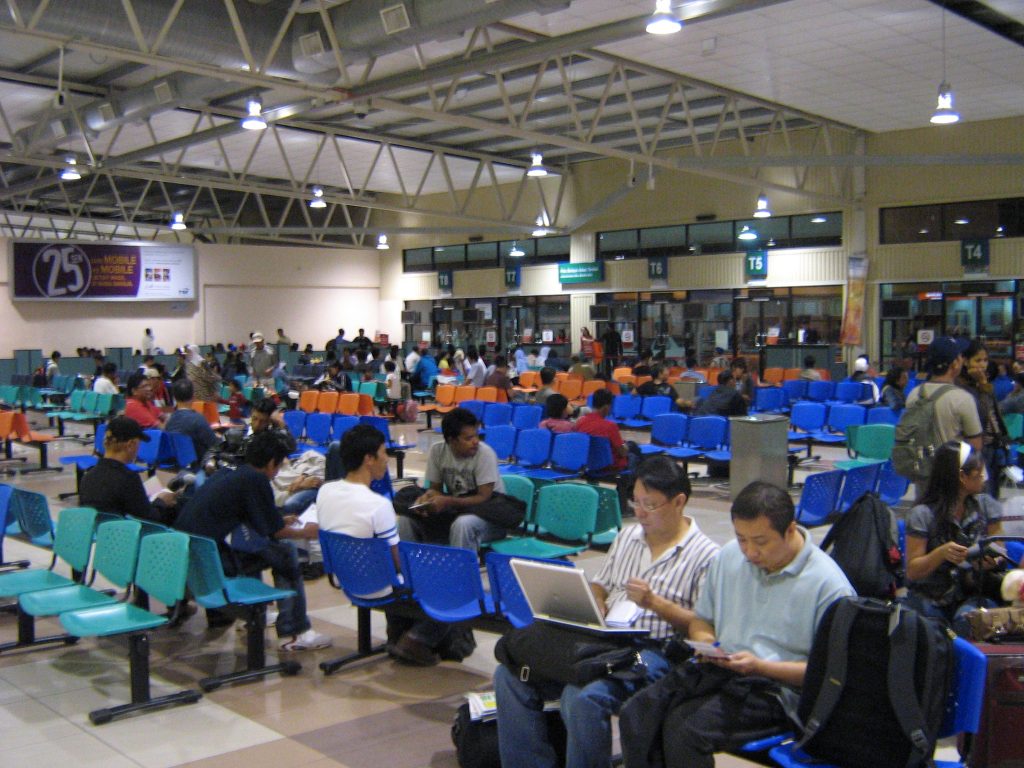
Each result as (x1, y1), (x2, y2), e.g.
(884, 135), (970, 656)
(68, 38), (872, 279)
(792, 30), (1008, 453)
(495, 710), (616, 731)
(421, 383), (456, 414)
(298, 390), (319, 413)
(440, 385), (475, 414)
(513, 371), (538, 394)
(554, 372), (570, 382)
(316, 391), (339, 413)
(634, 376), (653, 388)
(202, 401), (221, 426)
(476, 386), (498, 403)
(817, 369), (831, 381)
(559, 379), (583, 402)
(606, 380), (622, 396)
(762, 367), (784, 386)
(612, 367), (633, 383)
(783, 368), (802, 381)
(357, 394), (374, 416)
(337, 392), (360, 416)
(591, 341), (604, 367)
(191, 401), (205, 415)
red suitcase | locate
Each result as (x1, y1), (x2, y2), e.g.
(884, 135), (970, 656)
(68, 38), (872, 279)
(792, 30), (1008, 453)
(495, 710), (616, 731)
(967, 642), (1024, 768)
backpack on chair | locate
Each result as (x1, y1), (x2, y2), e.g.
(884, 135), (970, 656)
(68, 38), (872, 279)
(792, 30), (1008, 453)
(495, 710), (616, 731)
(820, 491), (904, 599)
(892, 383), (954, 484)
(396, 399), (418, 423)
(796, 597), (954, 768)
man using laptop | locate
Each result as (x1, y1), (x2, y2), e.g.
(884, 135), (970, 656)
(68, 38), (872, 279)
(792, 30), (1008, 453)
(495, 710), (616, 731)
(494, 456), (720, 768)
(618, 481), (854, 768)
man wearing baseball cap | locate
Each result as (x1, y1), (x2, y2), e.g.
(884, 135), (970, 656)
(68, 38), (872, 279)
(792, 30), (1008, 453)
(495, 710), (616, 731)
(905, 335), (982, 469)
(249, 331), (277, 390)
(80, 416), (178, 524)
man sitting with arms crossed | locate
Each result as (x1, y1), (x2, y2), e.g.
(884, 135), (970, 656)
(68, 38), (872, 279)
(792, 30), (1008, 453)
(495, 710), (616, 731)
(317, 425), (452, 667)
(495, 456), (720, 768)
(174, 429), (331, 651)
(619, 481), (854, 768)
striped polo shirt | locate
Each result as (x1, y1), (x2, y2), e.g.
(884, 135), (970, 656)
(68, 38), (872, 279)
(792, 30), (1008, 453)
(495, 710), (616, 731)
(592, 519), (720, 640)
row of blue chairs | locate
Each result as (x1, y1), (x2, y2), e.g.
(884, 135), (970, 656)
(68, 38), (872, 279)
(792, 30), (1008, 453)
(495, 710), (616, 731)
(318, 530), (574, 674)
(795, 462), (910, 527)
(788, 402), (900, 455)
(489, 428), (619, 480)
(633, 414), (736, 470)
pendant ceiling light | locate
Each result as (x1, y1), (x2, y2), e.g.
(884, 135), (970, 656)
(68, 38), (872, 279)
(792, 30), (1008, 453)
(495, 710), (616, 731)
(930, 6), (960, 125)
(646, 0), (682, 35)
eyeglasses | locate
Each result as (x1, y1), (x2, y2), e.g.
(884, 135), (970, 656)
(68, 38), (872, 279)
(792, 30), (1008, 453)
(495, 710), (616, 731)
(627, 496), (674, 514)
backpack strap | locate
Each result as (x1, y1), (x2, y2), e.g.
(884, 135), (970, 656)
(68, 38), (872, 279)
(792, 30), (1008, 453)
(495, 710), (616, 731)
(795, 598), (860, 750)
(886, 608), (933, 768)
(920, 383), (955, 405)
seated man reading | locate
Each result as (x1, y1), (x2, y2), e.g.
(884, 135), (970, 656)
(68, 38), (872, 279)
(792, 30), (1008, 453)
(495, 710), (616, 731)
(495, 457), (720, 768)
(619, 481), (853, 768)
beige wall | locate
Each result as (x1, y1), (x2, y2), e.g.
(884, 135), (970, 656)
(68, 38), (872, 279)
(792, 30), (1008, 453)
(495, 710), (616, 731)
(0, 239), (383, 357)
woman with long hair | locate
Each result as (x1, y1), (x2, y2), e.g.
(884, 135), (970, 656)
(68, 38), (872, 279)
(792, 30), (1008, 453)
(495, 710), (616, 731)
(904, 441), (1004, 635)
(879, 365), (908, 411)
(958, 339), (1009, 496)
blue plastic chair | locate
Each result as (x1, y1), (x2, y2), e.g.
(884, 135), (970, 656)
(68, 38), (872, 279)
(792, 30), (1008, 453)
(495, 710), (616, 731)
(993, 376), (1014, 401)
(483, 402), (513, 427)
(512, 404), (544, 431)
(806, 380), (834, 402)
(282, 409), (306, 440)
(795, 470), (843, 527)
(166, 431), (199, 470)
(665, 415), (727, 469)
(767, 637), (986, 768)
(583, 436), (619, 480)
(867, 407), (900, 425)
(753, 387), (787, 413)
(0, 483), (29, 569)
(333, 414), (360, 440)
(58, 531), (203, 724)
(816, 404), (867, 445)
(782, 379), (807, 403)
(830, 381), (864, 404)
(460, 399), (486, 421)
(133, 429), (167, 475)
(610, 394), (642, 423)
(521, 432), (591, 481)
(622, 395), (673, 428)
(483, 424), (517, 462)
(305, 412), (333, 447)
(639, 412), (688, 455)
(836, 463), (882, 513)
(876, 461), (910, 507)
(186, 534), (301, 691)
(501, 428), (552, 473)
(398, 541), (494, 621)
(485, 551), (574, 627)
(789, 401), (827, 458)
(8, 488), (55, 548)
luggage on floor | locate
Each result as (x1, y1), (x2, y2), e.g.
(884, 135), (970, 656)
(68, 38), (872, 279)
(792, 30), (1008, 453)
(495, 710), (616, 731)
(963, 642), (1024, 768)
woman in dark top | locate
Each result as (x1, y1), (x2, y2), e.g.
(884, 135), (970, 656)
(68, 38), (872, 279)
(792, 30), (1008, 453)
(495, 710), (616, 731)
(904, 441), (1004, 636)
(879, 366), (908, 411)
(957, 339), (1009, 497)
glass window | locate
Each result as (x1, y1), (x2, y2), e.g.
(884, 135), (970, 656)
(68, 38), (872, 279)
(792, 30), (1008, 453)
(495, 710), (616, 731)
(433, 245), (465, 267)
(466, 242), (498, 268)
(533, 235), (569, 264)
(791, 212), (843, 246)
(943, 201), (1001, 241)
(688, 221), (733, 254)
(881, 205), (942, 244)
(640, 225), (687, 258)
(499, 239), (534, 264)
(404, 247), (433, 271)
(736, 218), (789, 248)
(598, 229), (639, 260)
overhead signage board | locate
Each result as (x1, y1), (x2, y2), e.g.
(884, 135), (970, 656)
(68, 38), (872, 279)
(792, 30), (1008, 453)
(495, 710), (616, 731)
(504, 264), (521, 289)
(437, 269), (453, 293)
(961, 239), (989, 275)
(11, 241), (195, 301)
(557, 262), (604, 284)
(744, 249), (768, 282)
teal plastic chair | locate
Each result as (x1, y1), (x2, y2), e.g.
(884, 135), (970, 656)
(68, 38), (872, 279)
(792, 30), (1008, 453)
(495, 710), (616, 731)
(186, 534), (301, 691)
(489, 483), (599, 559)
(587, 483), (623, 547)
(501, 474), (535, 530)
(0, 506), (95, 605)
(835, 424), (895, 471)
(12, 519), (142, 653)
(58, 531), (203, 725)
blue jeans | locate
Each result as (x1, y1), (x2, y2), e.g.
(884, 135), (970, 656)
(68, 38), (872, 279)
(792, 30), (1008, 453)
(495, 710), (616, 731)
(901, 592), (998, 638)
(281, 488), (318, 517)
(241, 540), (311, 638)
(494, 647), (671, 768)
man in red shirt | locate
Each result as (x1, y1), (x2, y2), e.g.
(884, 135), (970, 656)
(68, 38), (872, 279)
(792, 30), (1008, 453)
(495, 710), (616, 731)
(574, 388), (628, 471)
(123, 371), (166, 429)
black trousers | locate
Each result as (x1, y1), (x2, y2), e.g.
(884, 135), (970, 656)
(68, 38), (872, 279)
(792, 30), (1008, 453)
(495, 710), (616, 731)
(619, 662), (791, 768)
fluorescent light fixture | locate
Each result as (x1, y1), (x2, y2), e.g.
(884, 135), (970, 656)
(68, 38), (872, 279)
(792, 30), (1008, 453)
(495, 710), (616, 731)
(59, 156), (81, 181)
(738, 225), (757, 241)
(376, 233), (390, 250)
(753, 194), (771, 219)
(918, 228), (930, 235)
(953, 217), (969, 225)
(811, 215), (827, 224)
(309, 185), (326, 209)
(526, 152), (548, 177)
(170, 212), (187, 231)
(646, 0), (682, 34)
(509, 241), (525, 257)
(241, 98), (267, 130)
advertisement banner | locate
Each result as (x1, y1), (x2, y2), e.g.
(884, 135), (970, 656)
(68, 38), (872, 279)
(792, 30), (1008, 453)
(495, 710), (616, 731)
(839, 254), (868, 346)
(11, 241), (195, 301)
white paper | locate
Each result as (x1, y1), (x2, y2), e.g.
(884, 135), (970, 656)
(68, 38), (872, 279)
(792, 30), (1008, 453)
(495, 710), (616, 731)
(605, 599), (642, 627)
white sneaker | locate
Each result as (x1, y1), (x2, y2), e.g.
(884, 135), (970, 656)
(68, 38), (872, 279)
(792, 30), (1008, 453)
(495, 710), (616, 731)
(279, 628), (333, 652)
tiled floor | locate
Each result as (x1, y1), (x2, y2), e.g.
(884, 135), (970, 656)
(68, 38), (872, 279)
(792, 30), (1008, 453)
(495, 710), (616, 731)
(0, 414), (940, 768)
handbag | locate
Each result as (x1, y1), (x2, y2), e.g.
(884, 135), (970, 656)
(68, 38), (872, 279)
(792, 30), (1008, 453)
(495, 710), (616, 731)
(494, 621), (646, 688)
(964, 606), (1024, 642)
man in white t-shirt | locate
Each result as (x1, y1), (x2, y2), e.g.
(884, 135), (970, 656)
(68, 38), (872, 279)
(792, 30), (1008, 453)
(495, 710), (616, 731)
(316, 424), (451, 666)
(93, 361), (119, 395)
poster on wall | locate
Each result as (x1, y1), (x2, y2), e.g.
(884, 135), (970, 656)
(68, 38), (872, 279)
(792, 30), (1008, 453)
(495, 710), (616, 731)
(11, 241), (195, 301)
(839, 254), (868, 346)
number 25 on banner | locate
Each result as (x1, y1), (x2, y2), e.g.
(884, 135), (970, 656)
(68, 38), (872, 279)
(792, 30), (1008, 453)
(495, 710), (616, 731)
(745, 250), (768, 281)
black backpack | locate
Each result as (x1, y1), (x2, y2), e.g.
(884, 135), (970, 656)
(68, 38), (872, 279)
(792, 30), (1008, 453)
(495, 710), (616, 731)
(796, 597), (955, 768)
(820, 491), (903, 599)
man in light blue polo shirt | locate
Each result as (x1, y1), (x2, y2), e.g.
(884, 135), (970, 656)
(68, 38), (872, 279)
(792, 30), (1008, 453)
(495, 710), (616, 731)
(620, 481), (853, 768)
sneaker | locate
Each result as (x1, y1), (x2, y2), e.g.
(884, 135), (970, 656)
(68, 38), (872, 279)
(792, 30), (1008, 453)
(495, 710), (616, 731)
(279, 628), (332, 652)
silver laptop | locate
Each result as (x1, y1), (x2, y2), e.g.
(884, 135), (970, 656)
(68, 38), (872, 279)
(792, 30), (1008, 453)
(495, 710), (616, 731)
(510, 559), (648, 636)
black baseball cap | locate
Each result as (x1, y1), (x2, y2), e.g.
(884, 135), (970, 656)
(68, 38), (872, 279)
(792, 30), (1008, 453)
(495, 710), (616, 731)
(107, 415), (150, 442)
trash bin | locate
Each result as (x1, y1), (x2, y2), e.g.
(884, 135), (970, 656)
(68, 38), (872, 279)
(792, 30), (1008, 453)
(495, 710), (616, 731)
(729, 414), (789, 499)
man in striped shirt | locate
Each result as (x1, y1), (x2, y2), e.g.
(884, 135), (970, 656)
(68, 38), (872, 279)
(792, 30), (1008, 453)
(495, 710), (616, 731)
(494, 456), (720, 768)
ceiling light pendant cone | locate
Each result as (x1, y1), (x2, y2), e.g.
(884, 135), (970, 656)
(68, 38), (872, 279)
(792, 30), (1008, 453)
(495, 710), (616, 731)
(509, 241), (525, 257)
(930, 83), (960, 124)
(753, 194), (772, 219)
(376, 234), (389, 250)
(309, 186), (326, 208)
(241, 99), (267, 130)
(170, 212), (187, 231)
(60, 157), (81, 181)
(526, 152), (547, 177)
(647, 0), (682, 34)
(738, 225), (757, 241)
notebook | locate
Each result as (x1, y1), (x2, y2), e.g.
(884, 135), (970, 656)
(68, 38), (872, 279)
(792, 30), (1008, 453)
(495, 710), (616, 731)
(510, 559), (649, 637)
